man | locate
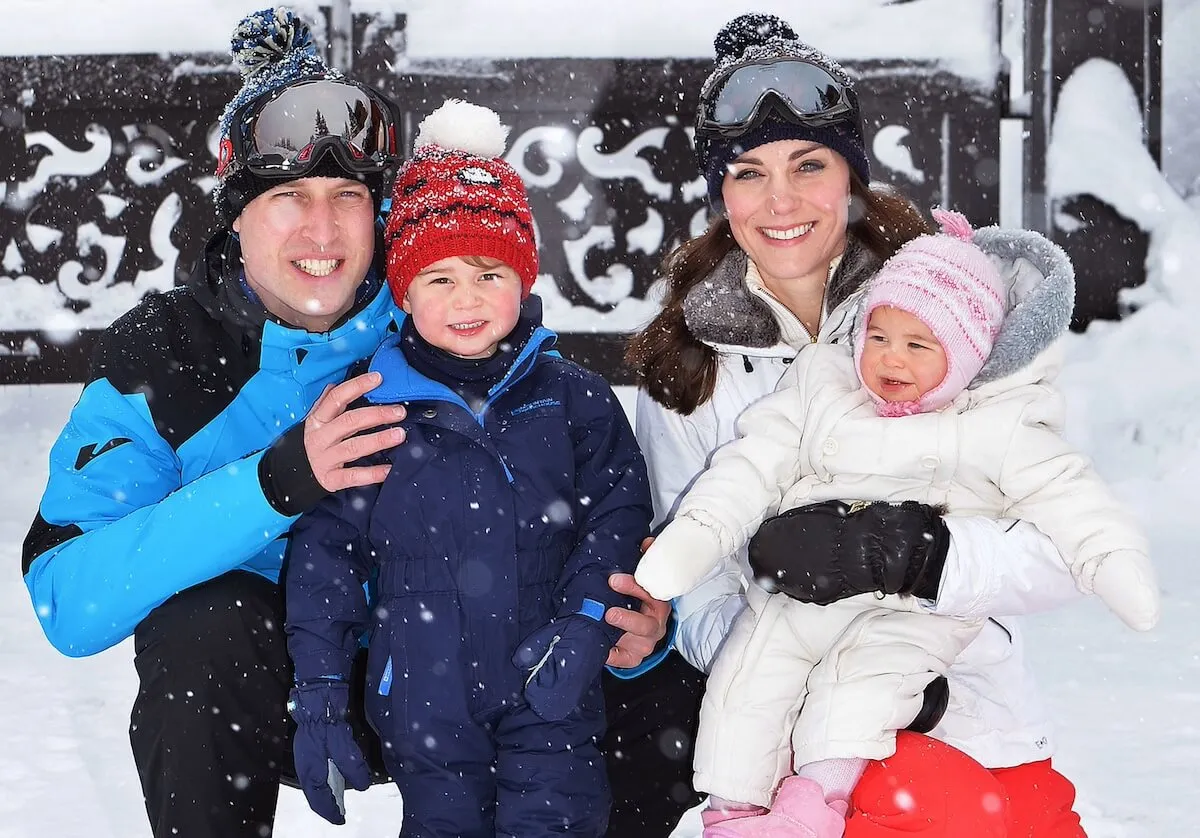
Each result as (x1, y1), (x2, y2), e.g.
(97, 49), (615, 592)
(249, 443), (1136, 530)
(22, 8), (698, 837)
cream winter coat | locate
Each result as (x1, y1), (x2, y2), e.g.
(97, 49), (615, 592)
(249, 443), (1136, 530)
(634, 229), (1121, 774)
(644, 331), (1156, 803)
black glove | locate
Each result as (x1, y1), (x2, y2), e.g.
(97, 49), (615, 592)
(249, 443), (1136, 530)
(906, 675), (950, 734)
(748, 500), (949, 605)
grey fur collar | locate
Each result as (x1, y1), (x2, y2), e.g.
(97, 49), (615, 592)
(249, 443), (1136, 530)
(683, 237), (883, 348)
(972, 226), (1075, 383)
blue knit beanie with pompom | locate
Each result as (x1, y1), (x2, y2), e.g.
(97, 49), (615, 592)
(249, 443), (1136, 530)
(697, 13), (870, 213)
(212, 7), (382, 223)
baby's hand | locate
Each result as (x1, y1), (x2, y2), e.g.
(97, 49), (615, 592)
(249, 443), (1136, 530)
(633, 517), (723, 601)
(1091, 550), (1160, 631)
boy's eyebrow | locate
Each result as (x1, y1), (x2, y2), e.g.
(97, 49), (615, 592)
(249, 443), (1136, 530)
(414, 265), (448, 277)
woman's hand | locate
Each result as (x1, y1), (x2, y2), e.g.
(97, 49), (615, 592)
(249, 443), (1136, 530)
(604, 537), (672, 669)
(748, 500), (950, 604)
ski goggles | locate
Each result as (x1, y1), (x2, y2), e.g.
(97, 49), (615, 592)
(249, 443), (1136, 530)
(696, 58), (857, 140)
(219, 78), (402, 179)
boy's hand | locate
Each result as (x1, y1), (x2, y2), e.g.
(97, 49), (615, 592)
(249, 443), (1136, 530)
(305, 372), (406, 491)
(604, 571), (670, 669)
(514, 616), (612, 721)
(287, 680), (372, 825)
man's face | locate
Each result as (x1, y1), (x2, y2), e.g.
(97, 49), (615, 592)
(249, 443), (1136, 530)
(232, 177), (376, 333)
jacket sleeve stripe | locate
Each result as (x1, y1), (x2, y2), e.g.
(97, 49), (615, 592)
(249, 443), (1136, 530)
(23, 378), (296, 657)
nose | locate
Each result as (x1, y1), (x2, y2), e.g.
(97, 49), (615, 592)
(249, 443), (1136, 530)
(452, 282), (483, 309)
(301, 196), (338, 248)
(769, 182), (801, 215)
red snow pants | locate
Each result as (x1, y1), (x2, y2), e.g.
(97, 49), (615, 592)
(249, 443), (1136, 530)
(845, 732), (1085, 837)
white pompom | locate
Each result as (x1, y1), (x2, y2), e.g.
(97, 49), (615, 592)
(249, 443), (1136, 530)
(414, 99), (510, 158)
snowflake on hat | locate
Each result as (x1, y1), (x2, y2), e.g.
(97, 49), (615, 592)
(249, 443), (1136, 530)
(385, 99), (540, 305)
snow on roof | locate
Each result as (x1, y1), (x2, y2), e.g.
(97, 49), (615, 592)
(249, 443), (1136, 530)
(1, 0), (1000, 84)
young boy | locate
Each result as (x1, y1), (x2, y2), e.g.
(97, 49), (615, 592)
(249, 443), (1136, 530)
(283, 99), (652, 837)
(635, 210), (1159, 836)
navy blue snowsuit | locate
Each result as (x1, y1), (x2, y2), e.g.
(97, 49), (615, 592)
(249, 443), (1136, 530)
(285, 321), (653, 837)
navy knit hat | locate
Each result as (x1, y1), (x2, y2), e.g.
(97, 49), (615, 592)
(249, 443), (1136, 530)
(212, 7), (384, 223)
(697, 13), (871, 212)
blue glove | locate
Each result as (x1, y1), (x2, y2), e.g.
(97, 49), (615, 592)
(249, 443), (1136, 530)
(287, 680), (373, 825)
(513, 613), (615, 722)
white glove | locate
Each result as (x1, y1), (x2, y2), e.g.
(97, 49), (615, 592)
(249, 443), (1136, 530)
(634, 516), (725, 601)
(1091, 550), (1160, 631)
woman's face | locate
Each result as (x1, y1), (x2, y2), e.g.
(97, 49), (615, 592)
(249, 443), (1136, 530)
(721, 140), (851, 292)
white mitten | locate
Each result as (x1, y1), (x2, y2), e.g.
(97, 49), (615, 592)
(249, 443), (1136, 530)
(634, 516), (725, 600)
(1091, 550), (1160, 631)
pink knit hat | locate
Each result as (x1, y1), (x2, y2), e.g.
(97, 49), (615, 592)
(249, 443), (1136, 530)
(853, 208), (1007, 415)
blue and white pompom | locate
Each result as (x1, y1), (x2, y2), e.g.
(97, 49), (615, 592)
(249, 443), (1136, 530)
(414, 99), (510, 158)
(230, 6), (320, 80)
(216, 7), (337, 162)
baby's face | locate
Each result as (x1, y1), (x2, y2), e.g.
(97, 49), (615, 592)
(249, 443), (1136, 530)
(859, 306), (948, 403)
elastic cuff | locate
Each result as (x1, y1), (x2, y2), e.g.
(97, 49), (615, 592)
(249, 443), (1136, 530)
(259, 422), (327, 516)
(909, 518), (950, 601)
(605, 609), (678, 681)
(291, 651), (354, 684)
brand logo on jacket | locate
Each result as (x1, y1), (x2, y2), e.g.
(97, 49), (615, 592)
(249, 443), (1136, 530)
(510, 398), (562, 417)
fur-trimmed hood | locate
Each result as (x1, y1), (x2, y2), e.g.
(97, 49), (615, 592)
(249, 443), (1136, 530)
(850, 226), (1076, 386)
(682, 237), (883, 353)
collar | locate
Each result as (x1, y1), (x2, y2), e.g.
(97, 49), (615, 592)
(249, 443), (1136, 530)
(683, 237), (879, 352)
(744, 255), (845, 350)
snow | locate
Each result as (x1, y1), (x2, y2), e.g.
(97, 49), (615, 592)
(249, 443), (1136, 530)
(1163, 0), (1200, 196)
(2, 1), (1198, 835)
(0, 0), (1000, 86)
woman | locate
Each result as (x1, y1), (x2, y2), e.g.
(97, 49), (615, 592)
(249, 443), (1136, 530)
(626, 13), (1087, 837)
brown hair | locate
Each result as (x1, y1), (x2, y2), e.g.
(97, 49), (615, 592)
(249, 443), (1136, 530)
(624, 174), (933, 415)
(461, 254), (507, 270)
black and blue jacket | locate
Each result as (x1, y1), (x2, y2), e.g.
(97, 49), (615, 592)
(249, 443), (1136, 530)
(22, 230), (402, 657)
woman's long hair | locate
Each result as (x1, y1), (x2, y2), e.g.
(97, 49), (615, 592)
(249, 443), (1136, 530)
(624, 174), (933, 415)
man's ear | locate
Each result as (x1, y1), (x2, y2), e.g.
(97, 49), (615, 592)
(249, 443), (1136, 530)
(231, 215), (241, 235)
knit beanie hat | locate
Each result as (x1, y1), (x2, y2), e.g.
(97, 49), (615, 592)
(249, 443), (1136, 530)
(385, 99), (539, 305)
(853, 208), (1007, 415)
(212, 7), (386, 223)
(697, 13), (871, 212)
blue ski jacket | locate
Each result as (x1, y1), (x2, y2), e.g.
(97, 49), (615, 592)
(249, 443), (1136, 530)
(22, 230), (402, 656)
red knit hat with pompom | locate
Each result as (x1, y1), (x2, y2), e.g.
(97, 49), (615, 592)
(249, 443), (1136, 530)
(385, 99), (538, 304)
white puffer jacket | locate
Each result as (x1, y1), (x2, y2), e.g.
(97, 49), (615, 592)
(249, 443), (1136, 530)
(636, 231), (1093, 769)
(665, 338), (1154, 628)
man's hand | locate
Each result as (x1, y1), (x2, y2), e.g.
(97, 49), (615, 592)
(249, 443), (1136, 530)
(305, 372), (406, 492)
(604, 566), (671, 669)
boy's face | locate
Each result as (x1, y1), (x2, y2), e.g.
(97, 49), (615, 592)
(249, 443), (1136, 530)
(402, 255), (523, 359)
(859, 305), (948, 403)
(233, 177), (376, 333)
